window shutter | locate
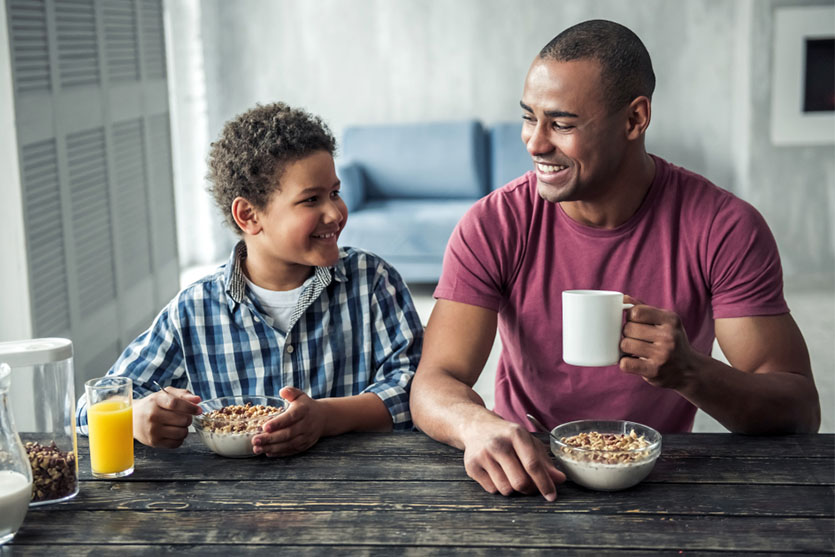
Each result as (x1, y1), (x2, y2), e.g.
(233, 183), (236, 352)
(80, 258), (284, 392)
(4, 0), (178, 395)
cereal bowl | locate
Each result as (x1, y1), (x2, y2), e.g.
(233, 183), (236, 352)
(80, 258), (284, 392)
(549, 420), (661, 491)
(192, 395), (287, 458)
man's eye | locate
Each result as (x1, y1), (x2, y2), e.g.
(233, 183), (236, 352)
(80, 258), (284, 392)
(522, 115), (535, 123)
(554, 122), (573, 131)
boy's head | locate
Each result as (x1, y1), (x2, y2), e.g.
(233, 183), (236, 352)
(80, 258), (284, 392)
(208, 102), (337, 235)
(208, 103), (347, 283)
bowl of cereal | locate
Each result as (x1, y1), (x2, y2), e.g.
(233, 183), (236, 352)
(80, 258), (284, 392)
(549, 420), (661, 491)
(192, 395), (287, 458)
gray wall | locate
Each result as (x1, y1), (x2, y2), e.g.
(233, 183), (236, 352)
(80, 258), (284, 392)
(744, 0), (835, 277)
(173, 0), (834, 277)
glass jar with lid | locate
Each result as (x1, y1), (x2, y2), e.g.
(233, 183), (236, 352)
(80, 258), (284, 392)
(0, 338), (79, 505)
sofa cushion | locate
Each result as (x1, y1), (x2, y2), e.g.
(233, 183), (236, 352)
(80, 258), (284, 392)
(489, 122), (532, 191)
(342, 120), (488, 200)
(335, 159), (365, 212)
(340, 199), (476, 259)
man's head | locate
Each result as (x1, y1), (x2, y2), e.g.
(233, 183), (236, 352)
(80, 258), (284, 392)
(208, 102), (337, 235)
(539, 19), (655, 113)
(521, 20), (654, 206)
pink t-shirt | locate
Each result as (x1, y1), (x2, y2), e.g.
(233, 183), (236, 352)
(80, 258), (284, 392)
(435, 156), (788, 433)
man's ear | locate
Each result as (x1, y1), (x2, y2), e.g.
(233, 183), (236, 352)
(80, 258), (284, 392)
(231, 197), (261, 235)
(625, 96), (651, 140)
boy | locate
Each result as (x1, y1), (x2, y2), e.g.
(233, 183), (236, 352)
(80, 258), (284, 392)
(76, 102), (423, 457)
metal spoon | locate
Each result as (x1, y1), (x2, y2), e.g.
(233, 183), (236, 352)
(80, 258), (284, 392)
(526, 413), (558, 441)
(152, 380), (171, 395)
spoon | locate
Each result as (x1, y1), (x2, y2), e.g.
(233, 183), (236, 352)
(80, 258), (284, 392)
(153, 380), (171, 395)
(526, 413), (558, 440)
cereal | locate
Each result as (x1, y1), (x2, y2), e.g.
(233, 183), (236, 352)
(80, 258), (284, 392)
(199, 403), (283, 434)
(24, 441), (77, 502)
(559, 429), (652, 464)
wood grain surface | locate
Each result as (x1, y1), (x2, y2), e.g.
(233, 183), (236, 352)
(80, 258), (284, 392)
(7, 432), (833, 555)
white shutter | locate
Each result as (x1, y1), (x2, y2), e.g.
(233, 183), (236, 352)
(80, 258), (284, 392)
(4, 0), (177, 395)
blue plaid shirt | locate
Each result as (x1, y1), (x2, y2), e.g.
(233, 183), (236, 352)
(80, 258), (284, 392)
(76, 242), (424, 432)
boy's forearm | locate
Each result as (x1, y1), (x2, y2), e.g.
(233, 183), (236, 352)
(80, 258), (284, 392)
(317, 392), (393, 435)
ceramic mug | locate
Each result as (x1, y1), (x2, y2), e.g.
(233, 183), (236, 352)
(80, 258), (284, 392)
(562, 290), (634, 367)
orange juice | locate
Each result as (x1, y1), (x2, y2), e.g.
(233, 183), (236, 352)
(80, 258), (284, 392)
(88, 398), (134, 476)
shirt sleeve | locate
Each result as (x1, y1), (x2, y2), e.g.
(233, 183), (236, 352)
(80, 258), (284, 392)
(434, 187), (525, 311)
(707, 197), (789, 319)
(363, 259), (424, 430)
(75, 299), (187, 434)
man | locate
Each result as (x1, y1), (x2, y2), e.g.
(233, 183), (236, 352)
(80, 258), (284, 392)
(410, 19), (820, 502)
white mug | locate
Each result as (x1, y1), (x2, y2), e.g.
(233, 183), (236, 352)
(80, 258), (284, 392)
(562, 290), (634, 367)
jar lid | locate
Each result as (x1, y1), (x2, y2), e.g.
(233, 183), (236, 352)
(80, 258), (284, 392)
(0, 338), (73, 367)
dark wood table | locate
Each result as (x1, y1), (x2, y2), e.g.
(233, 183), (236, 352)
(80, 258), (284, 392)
(6, 432), (834, 555)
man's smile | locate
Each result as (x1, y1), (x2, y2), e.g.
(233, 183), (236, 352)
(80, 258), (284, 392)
(536, 162), (569, 173)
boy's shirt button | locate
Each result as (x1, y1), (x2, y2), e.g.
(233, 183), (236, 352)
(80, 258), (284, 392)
(286, 344), (294, 353)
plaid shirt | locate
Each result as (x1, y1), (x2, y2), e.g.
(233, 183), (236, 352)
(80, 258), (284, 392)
(76, 242), (423, 432)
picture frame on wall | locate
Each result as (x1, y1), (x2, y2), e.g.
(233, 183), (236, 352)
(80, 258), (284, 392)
(770, 5), (835, 146)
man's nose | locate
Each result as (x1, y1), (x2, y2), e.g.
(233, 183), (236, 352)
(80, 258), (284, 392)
(524, 122), (553, 157)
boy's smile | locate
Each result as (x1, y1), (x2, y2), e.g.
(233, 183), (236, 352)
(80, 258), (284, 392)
(242, 150), (347, 291)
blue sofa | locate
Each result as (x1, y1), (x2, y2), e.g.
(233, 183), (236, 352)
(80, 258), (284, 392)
(336, 120), (531, 283)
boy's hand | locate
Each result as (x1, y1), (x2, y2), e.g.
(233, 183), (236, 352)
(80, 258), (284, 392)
(133, 387), (202, 449)
(252, 386), (326, 457)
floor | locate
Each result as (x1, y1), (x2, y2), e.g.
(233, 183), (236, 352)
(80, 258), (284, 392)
(408, 273), (835, 433)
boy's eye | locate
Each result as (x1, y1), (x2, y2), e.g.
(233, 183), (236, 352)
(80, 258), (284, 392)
(302, 196), (318, 204)
(331, 190), (341, 199)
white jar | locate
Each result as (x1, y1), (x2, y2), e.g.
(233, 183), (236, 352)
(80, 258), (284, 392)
(0, 339), (79, 505)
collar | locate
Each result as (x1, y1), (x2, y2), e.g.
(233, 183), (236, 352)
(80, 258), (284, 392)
(224, 241), (348, 307)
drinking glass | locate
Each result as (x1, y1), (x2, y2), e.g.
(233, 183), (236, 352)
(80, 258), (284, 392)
(84, 377), (134, 478)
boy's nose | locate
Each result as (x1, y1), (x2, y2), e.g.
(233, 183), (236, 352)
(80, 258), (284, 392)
(323, 200), (345, 224)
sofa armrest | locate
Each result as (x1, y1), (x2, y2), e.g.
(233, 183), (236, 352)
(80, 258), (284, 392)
(336, 159), (366, 212)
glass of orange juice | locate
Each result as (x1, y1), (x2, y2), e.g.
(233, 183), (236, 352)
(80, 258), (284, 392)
(84, 376), (134, 478)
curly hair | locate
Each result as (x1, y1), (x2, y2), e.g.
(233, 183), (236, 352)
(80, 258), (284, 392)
(207, 102), (336, 233)
(539, 20), (655, 113)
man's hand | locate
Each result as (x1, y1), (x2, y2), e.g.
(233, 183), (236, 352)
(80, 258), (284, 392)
(618, 294), (819, 433)
(133, 387), (202, 448)
(252, 386), (326, 457)
(619, 295), (703, 389)
(412, 299), (565, 501)
(461, 416), (565, 501)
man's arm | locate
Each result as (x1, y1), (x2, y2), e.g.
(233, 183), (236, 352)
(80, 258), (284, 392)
(700, 314), (818, 432)
(410, 299), (565, 501)
(621, 303), (820, 434)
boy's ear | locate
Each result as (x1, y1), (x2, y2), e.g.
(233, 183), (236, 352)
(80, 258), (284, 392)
(231, 197), (262, 235)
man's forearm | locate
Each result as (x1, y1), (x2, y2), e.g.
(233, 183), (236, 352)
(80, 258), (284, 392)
(679, 353), (820, 434)
(411, 369), (499, 450)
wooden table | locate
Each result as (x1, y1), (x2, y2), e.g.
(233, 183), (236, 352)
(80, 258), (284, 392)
(7, 432), (834, 555)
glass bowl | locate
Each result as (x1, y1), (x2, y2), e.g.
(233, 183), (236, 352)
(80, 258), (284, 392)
(549, 419), (662, 491)
(192, 395), (287, 458)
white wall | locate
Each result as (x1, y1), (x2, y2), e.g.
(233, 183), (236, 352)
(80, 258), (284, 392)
(0, 0), (33, 342)
(168, 0), (834, 276)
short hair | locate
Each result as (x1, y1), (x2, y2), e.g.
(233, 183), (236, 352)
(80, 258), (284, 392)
(539, 19), (655, 112)
(208, 102), (336, 233)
